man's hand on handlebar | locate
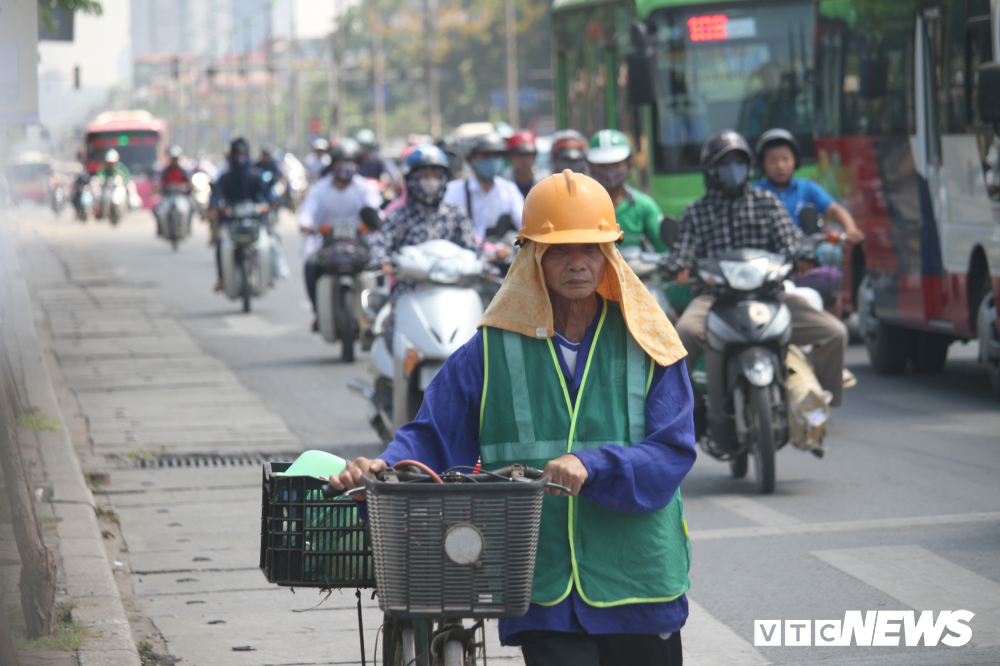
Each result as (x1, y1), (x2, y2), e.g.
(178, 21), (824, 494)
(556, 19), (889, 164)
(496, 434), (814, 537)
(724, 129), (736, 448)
(543, 454), (588, 497)
(327, 457), (387, 501)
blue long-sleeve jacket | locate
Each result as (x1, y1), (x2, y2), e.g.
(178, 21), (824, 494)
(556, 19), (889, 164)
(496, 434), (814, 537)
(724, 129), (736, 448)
(375, 301), (697, 644)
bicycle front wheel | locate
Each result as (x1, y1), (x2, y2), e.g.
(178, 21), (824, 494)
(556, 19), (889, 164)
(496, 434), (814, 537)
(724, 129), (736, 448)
(383, 617), (432, 666)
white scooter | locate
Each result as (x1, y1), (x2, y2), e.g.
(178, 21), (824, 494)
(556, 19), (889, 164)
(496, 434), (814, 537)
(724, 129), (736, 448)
(348, 239), (486, 444)
(219, 201), (274, 313)
(156, 186), (193, 250)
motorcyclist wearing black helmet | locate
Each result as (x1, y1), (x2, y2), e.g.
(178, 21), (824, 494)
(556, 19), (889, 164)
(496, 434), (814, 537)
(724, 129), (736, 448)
(298, 137), (383, 330)
(210, 138), (275, 291)
(664, 130), (849, 407)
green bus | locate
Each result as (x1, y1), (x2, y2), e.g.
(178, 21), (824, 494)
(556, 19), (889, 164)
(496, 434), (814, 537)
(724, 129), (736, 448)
(552, 0), (817, 216)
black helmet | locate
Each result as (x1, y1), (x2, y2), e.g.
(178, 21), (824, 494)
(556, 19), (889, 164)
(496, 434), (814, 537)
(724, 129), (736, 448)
(230, 137), (250, 159)
(329, 137), (363, 165)
(700, 130), (754, 171)
(755, 128), (800, 169)
(470, 132), (507, 156)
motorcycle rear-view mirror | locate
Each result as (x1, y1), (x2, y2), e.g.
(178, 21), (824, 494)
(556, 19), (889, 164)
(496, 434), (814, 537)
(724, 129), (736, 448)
(799, 204), (820, 235)
(360, 206), (382, 231)
(490, 214), (515, 238)
(659, 215), (679, 248)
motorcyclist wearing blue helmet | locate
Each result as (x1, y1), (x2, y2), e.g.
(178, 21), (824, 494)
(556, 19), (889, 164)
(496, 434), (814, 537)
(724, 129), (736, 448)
(368, 145), (478, 348)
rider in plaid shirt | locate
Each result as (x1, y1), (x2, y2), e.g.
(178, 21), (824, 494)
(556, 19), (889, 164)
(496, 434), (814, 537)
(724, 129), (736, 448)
(665, 130), (848, 409)
(661, 178), (814, 280)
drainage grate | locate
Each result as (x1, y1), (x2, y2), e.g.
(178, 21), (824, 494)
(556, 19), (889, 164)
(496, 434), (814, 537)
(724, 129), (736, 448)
(109, 453), (294, 470)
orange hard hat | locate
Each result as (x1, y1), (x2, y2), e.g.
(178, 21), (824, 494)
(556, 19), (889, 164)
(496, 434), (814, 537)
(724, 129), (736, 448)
(517, 170), (622, 245)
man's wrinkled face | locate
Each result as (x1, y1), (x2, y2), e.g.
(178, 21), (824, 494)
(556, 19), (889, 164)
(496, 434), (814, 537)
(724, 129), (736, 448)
(542, 243), (607, 301)
(763, 145), (795, 186)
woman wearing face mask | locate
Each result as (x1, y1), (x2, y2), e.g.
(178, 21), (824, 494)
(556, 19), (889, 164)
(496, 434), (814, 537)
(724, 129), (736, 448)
(298, 138), (384, 331)
(586, 129), (668, 253)
(368, 145), (478, 348)
(442, 132), (524, 242)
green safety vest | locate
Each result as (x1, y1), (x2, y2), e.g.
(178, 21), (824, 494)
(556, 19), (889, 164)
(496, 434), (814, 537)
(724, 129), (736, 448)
(479, 300), (691, 607)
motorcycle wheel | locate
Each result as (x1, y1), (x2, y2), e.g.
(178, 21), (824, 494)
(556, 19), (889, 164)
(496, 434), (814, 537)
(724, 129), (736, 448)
(729, 452), (748, 478)
(338, 286), (355, 363)
(109, 206), (119, 226)
(239, 251), (253, 313)
(748, 385), (776, 494)
(169, 215), (179, 251)
(976, 276), (1000, 401)
(858, 274), (911, 374)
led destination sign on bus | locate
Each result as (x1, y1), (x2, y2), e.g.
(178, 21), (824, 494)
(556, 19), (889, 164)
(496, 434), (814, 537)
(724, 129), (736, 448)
(687, 15), (757, 41)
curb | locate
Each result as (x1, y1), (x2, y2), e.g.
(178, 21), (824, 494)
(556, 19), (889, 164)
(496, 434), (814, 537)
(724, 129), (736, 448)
(2, 226), (141, 666)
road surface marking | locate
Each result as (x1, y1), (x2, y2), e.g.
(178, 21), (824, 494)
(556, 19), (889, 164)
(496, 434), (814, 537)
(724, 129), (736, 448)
(690, 511), (1000, 541)
(706, 495), (802, 526)
(684, 598), (771, 666)
(209, 315), (297, 338)
(811, 545), (1000, 647)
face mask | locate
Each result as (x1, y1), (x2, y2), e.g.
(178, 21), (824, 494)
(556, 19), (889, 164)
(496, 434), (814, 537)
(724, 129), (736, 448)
(473, 157), (504, 180)
(593, 164), (629, 190)
(419, 176), (444, 196)
(334, 162), (358, 182)
(234, 154), (250, 168)
(715, 161), (749, 190)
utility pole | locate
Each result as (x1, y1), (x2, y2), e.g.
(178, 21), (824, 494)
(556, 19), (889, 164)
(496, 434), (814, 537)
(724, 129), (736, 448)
(289, 1), (300, 151)
(423, 0), (440, 137)
(334, 0), (345, 137)
(265, 1), (275, 148)
(369, 1), (386, 145)
(504, 0), (519, 128)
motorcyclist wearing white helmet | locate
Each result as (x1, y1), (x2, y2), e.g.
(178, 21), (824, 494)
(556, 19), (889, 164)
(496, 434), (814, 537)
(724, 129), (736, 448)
(304, 138), (331, 184)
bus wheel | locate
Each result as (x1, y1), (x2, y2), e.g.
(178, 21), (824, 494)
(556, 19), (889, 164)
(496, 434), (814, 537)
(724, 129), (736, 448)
(858, 275), (911, 374)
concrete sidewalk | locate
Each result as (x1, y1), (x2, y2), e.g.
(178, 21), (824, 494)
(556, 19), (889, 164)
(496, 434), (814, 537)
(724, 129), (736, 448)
(7, 212), (526, 665)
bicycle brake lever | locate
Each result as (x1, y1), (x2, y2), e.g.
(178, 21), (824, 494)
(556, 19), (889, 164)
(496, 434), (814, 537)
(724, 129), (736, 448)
(546, 482), (572, 494)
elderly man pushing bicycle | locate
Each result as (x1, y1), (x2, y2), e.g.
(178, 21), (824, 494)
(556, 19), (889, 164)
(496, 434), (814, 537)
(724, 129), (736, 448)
(330, 170), (696, 666)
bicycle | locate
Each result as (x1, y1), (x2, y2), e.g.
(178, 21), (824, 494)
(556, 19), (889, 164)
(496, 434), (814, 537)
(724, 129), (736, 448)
(344, 461), (566, 666)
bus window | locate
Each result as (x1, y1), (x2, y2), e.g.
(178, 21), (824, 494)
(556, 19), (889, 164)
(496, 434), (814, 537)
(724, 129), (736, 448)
(86, 131), (159, 177)
(648, 1), (815, 173)
(815, 3), (915, 138)
(964, 12), (998, 200)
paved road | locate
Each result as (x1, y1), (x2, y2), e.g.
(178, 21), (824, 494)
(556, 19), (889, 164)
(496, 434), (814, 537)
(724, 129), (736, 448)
(9, 205), (1000, 666)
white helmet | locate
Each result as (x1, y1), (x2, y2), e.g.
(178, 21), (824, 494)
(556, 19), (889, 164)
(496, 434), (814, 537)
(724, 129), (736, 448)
(105, 149), (120, 163)
(311, 138), (329, 151)
(168, 145), (183, 159)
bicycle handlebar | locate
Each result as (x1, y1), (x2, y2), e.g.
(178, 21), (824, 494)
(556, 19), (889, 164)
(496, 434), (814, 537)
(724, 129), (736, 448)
(321, 462), (571, 498)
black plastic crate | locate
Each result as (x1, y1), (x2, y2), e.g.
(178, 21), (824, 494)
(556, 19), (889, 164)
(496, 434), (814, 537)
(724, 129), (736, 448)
(260, 461), (375, 588)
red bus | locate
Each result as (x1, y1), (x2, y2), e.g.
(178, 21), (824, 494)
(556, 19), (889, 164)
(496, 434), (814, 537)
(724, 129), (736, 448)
(85, 110), (168, 209)
(813, 0), (1000, 395)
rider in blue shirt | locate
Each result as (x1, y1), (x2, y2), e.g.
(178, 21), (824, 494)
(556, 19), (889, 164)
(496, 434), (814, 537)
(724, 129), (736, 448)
(752, 129), (864, 244)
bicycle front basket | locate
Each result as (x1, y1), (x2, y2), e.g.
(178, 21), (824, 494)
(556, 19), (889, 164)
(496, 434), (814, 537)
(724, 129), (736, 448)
(365, 476), (546, 619)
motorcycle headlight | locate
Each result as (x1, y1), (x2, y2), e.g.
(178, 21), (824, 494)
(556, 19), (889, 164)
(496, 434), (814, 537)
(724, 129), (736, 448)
(429, 257), (462, 284)
(719, 257), (770, 291)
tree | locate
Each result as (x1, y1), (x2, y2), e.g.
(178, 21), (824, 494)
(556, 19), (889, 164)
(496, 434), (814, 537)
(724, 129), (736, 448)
(38, 0), (104, 34)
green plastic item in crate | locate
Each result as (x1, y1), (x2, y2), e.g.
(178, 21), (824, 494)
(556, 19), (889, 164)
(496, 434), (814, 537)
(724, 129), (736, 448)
(260, 460), (376, 589)
(273, 449), (347, 480)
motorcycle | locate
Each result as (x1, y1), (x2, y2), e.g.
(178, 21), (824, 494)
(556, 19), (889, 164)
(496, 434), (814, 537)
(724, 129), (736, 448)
(620, 244), (672, 315)
(98, 174), (128, 226)
(315, 208), (384, 362)
(660, 219), (804, 494)
(190, 171), (212, 221)
(349, 239), (486, 443)
(219, 201), (274, 313)
(157, 186), (193, 251)
(49, 180), (66, 215)
(72, 179), (93, 222)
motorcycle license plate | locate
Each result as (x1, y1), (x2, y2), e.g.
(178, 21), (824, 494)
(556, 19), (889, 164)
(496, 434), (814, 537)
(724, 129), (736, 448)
(332, 221), (357, 240)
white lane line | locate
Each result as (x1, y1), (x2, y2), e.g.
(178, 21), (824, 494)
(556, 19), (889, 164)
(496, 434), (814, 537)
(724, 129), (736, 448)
(706, 495), (802, 526)
(811, 545), (1000, 647)
(690, 511), (1000, 541)
(683, 598), (771, 666)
